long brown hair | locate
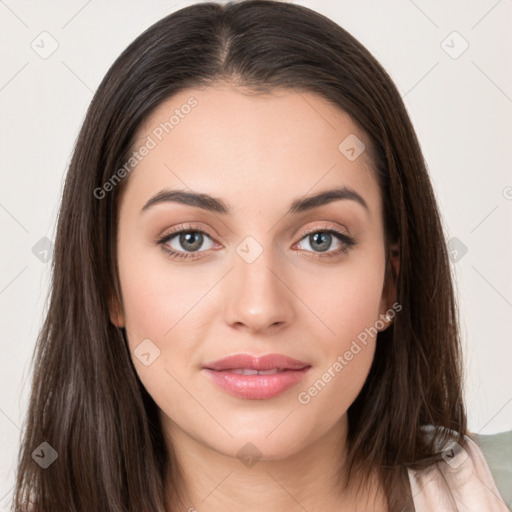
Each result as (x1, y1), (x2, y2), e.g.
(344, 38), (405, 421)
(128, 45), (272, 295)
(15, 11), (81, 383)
(13, 1), (467, 510)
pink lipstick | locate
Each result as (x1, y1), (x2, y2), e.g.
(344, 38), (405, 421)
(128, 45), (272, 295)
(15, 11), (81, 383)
(202, 353), (311, 400)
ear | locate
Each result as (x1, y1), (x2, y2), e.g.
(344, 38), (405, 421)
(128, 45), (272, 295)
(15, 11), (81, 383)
(378, 242), (400, 331)
(108, 290), (125, 328)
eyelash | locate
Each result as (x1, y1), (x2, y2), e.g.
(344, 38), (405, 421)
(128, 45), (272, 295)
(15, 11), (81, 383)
(155, 223), (357, 261)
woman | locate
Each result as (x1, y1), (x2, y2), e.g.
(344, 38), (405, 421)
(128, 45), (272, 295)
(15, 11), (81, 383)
(12, 1), (508, 510)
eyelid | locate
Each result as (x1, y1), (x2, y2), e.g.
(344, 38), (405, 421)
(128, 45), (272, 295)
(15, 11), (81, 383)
(155, 223), (216, 246)
(297, 222), (350, 239)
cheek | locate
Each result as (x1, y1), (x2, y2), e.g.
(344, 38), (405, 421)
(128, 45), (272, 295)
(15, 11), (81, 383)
(297, 250), (386, 347)
(115, 238), (194, 394)
(117, 240), (206, 344)
(292, 250), (385, 407)
(117, 249), (204, 418)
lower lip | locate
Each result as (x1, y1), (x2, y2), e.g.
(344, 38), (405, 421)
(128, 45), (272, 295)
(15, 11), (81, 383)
(203, 368), (311, 400)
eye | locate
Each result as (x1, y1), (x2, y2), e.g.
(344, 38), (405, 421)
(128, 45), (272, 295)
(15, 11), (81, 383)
(156, 224), (216, 260)
(294, 225), (356, 258)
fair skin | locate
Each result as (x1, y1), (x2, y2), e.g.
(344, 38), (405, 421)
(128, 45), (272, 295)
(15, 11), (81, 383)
(110, 85), (399, 511)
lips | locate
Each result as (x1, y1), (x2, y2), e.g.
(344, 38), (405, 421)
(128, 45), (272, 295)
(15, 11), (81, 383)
(203, 353), (310, 372)
(202, 353), (311, 400)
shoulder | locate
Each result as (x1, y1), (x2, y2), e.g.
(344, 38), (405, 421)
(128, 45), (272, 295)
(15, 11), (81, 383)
(407, 425), (510, 511)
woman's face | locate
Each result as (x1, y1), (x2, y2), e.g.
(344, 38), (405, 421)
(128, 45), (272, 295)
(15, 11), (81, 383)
(112, 85), (398, 462)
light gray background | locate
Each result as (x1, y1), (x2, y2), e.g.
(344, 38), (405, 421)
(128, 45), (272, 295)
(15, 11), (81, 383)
(1, 0), (511, 506)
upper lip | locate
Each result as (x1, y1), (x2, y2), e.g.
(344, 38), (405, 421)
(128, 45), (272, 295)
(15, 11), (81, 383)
(203, 353), (310, 371)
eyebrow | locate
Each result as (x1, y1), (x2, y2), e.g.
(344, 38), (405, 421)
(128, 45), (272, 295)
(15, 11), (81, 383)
(141, 186), (370, 216)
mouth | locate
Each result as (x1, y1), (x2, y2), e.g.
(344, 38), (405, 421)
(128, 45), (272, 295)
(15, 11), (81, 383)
(218, 368), (299, 375)
(202, 353), (311, 400)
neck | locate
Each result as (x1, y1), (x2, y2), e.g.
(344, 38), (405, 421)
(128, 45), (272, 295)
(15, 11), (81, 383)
(161, 413), (388, 512)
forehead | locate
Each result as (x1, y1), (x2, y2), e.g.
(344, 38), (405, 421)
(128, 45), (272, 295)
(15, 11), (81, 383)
(122, 85), (380, 216)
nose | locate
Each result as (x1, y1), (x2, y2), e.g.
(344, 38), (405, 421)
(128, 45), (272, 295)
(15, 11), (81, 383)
(222, 244), (295, 334)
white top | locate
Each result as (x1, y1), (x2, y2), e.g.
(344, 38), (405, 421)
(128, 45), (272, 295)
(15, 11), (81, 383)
(408, 433), (509, 511)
